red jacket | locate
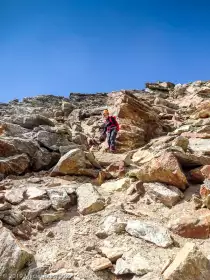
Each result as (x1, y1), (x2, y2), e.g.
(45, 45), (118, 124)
(103, 116), (120, 134)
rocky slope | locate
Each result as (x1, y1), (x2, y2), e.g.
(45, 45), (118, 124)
(1, 81), (210, 279)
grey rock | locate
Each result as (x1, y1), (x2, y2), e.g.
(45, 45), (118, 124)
(47, 189), (70, 210)
(76, 183), (105, 215)
(0, 209), (24, 226)
(126, 220), (173, 248)
(5, 188), (25, 205)
(0, 226), (34, 280)
(143, 182), (183, 207)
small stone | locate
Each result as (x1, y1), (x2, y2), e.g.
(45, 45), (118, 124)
(172, 136), (189, 152)
(114, 253), (151, 276)
(76, 183), (105, 215)
(5, 188), (25, 205)
(99, 247), (124, 262)
(100, 178), (130, 194)
(26, 187), (46, 200)
(143, 182), (183, 207)
(126, 220), (173, 248)
(163, 242), (210, 280)
(40, 212), (64, 224)
(90, 257), (112, 272)
(0, 209), (24, 226)
(102, 216), (126, 235)
(47, 189), (70, 210)
(46, 231), (54, 238)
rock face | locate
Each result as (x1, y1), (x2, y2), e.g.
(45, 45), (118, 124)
(130, 152), (188, 190)
(76, 184), (105, 215)
(0, 226), (34, 280)
(163, 242), (210, 280)
(126, 220), (173, 248)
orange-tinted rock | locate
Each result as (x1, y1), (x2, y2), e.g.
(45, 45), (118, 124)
(168, 215), (210, 239)
(106, 161), (126, 178)
(200, 181), (210, 199)
(130, 152), (188, 190)
(201, 165), (210, 179)
(187, 167), (204, 183)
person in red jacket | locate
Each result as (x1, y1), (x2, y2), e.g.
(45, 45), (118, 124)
(100, 109), (120, 152)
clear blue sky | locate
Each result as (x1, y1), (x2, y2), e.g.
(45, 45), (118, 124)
(1, 0), (210, 102)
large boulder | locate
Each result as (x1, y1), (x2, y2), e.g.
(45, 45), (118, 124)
(163, 242), (210, 280)
(50, 148), (99, 178)
(130, 152), (188, 190)
(0, 226), (34, 280)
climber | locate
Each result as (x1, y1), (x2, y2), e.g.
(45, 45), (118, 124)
(100, 109), (120, 152)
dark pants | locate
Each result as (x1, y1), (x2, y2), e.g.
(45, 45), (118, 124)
(107, 128), (117, 150)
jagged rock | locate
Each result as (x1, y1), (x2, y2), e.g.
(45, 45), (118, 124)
(102, 216), (126, 235)
(200, 180), (210, 199)
(163, 242), (210, 280)
(0, 226), (34, 280)
(37, 130), (71, 151)
(13, 114), (54, 129)
(0, 138), (17, 157)
(19, 200), (51, 220)
(100, 178), (130, 194)
(40, 212), (65, 224)
(168, 215), (210, 239)
(130, 152), (188, 190)
(143, 182), (183, 207)
(90, 257), (112, 272)
(76, 183), (105, 215)
(47, 189), (71, 210)
(5, 188), (25, 204)
(189, 138), (210, 154)
(0, 209), (24, 226)
(62, 101), (74, 116)
(172, 136), (189, 151)
(105, 161), (125, 178)
(50, 148), (99, 178)
(201, 165), (210, 179)
(93, 151), (131, 167)
(114, 253), (151, 276)
(99, 247), (124, 262)
(25, 187), (46, 200)
(0, 154), (30, 175)
(126, 220), (173, 248)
